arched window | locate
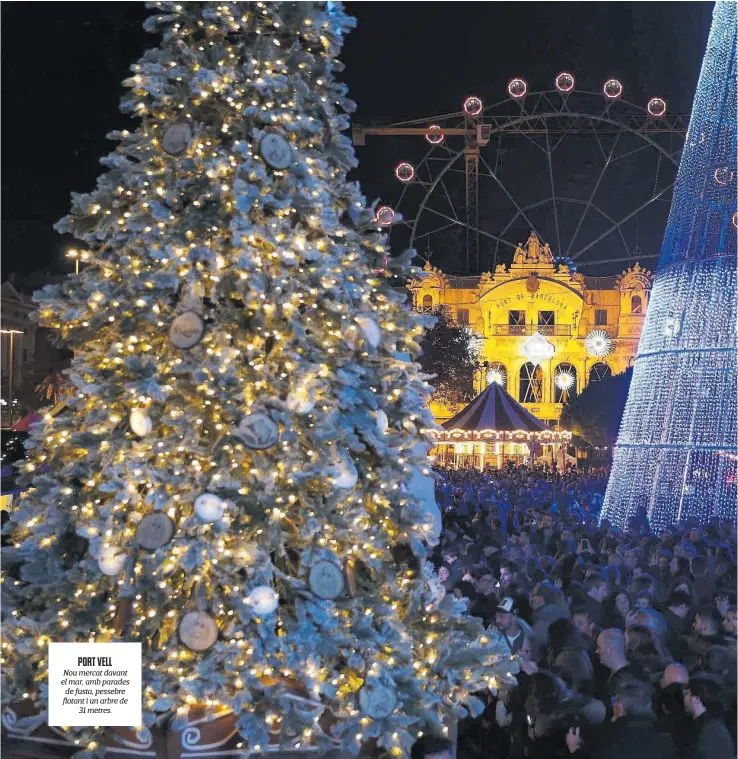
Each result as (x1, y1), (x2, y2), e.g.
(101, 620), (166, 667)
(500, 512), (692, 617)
(554, 362), (577, 403)
(421, 294), (433, 311)
(519, 362), (544, 404)
(589, 362), (612, 383)
(486, 362), (507, 390)
(631, 295), (643, 314)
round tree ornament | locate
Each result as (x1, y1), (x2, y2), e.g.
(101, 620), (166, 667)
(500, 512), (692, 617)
(162, 123), (193, 156)
(355, 316), (381, 349)
(259, 132), (293, 170)
(286, 386), (315, 415)
(136, 513), (175, 551)
(247, 585), (279, 616)
(194, 492), (226, 523)
(129, 408), (152, 437)
(98, 547), (128, 576)
(169, 310), (205, 350)
(333, 457), (358, 490)
(358, 680), (397, 719)
(240, 542), (260, 566)
(234, 411), (280, 450)
(309, 560), (345, 600)
(376, 409), (389, 435)
(178, 610), (219, 652)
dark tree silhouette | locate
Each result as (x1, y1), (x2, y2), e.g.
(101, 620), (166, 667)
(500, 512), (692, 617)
(418, 306), (479, 407)
(561, 367), (633, 448)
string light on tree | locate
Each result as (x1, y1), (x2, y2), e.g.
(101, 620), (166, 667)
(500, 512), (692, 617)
(663, 316), (681, 338)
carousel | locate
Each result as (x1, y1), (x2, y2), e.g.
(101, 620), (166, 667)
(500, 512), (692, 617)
(432, 381), (572, 470)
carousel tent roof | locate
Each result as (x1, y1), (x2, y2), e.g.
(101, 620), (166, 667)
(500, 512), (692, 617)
(442, 381), (549, 433)
(9, 414), (41, 432)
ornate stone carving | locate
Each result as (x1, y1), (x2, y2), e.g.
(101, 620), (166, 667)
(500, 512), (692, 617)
(616, 263), (654, 291)
(513, 231), (555, 266)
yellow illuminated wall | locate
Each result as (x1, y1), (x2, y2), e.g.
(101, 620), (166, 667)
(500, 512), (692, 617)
(408, 232), (653, 424)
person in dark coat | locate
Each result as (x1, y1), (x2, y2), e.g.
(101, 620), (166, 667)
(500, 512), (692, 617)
(654, 663), (690, 752)
(565, 677), (677, 759)
(662, 591), (692, 661)
(683, 674), (735, 759)
(525, 670), (605, 759)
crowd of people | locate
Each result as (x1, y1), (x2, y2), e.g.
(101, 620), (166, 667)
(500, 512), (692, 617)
(424, 464), (737, 759)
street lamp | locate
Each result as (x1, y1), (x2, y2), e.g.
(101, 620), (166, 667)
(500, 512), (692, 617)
(66, 248), (91, 274)
(1, 329), (23, 426)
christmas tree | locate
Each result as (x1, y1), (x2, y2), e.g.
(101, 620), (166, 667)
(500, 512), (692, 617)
(2, 3), (514, 757)
(602, 0), (737, 531)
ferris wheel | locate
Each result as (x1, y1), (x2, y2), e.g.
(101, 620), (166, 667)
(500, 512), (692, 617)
(354, 73), (689, 274)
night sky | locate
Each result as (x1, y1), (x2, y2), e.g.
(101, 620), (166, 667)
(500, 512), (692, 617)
(1, 2), (712, 280)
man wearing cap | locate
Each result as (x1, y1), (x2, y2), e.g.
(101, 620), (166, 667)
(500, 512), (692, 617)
(494, 596), (532, 656)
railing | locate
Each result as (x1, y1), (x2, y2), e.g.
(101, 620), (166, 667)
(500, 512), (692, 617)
(493, 324), (572, 337)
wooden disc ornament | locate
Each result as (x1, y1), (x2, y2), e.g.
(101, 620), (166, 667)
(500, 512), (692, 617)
(358, 680), (397, 719)
(162, 123), (193, 156)
(135, 513), (175, 551)
(234, 411), (280, 450)
(169, 310), (205, 350)
(178, 610), (219, 652)
(194, 492), (226, 523)
(259, 132), (293, 170)
(309, 560), (345, 600)
(129, 408), (152, 437)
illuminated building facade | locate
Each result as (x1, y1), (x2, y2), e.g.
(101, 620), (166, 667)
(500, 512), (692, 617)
(408, 231), (653, 425)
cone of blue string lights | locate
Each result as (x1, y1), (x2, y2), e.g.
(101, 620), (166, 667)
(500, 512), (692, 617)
(602, 0), (737, 532)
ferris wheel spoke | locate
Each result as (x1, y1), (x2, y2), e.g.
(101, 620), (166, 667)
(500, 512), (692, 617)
(570, 180), (675, 261)
(565, 133), (621, 257)
(478, 153), (545, 241)
(579, 252), (660, 267)
(414, 221), (460, 240)
(609, 142), (653, 164)
(438, 175), (459, 220)
(386, 89), (685, 270)
(423, 206), (517, 249)
(544, 127), (562, 255)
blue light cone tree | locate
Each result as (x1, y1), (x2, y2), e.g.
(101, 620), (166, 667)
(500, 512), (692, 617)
(0, 3), (515, 758)
(602, 1), (737, 532)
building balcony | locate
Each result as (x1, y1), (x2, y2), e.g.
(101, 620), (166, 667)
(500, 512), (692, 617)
(493, 324), (572, 337)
